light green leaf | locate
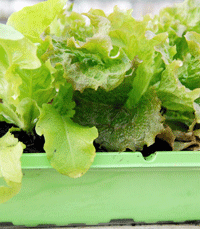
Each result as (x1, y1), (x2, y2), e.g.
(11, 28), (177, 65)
(108, 6), (136, 33)
(157, 60), (200, 112)
(0, 24), (41, 70)
(7, 0), (68, 42)
(0, 131), (25, 204)
(16, 98), (40, 133)
(83, 9), (110, 35)
(36, 104), (98, 178)
(154, 42), (176, 65)
(15, 64), (56, 107)
(0, 103), (22, 127)
(0, 23), (24, 40)
(51, 11), (93, 40)
(185, 31), (200, 57)
(0, 45), (9, 99)
(0, 98), (40, 133)
(148, 0), (200, 59)
(125, 32), (168, 109)
(177, 53), (200, 90)
(0, 24), (42, 110)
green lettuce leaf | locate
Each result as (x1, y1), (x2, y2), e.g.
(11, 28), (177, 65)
(0, 98), (40, 133)
(73, 88), (164, 151)
(14, 64), (56, 107)
(0, 24), (41, 70)
(176, 32), (200, 91)
(48, 10), (93, 40)
(164, 110), (195, 131)
(185, 31), (200, 57)
(52, 82), (75, 117)
(0, 24), (57, 133)
(48, 36), (131, 92)
(125, 32), (168, 108)
(7, 0), (68, 42)
(177, 53), (200, 90)
(43, 7), (133, 92)
(36, 104), (98, 178)
(148, 0), (200, 59)
(157, 60), (200, 112)
(0, 131), (25, 204)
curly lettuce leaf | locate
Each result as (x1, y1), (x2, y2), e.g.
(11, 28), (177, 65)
(49, 36), (131, 92)
(185, 31), (200, 57)
(74, 88), (164, 151)
(177, 53), (200, 90)
(148, 0), (200, 59)
(14, 64), (56, 107)
(43, 8), (133, 92)
(49, 10), (93, 40)
(0, 63), (55, 133)
(176, 32), (200, 91)
(0, 24), (57, 133)
(36, 104), (98, 178)
(0, 131), (25, 204)
(0, 24), (41, 70)
(73, 72), (134, 109)
(125, 32), (168, 108)
(7, 0), (68, 42)
(157, 60), (200, 112)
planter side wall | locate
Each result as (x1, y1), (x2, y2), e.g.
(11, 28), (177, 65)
(0, 152), (200, 227)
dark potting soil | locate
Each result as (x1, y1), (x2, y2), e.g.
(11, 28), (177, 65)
(0, 122), (45, 153)
(12, 129), (45, 153)
(0, 121), (172, 155)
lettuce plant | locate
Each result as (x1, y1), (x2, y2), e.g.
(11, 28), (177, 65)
(1, 0), (200, 203)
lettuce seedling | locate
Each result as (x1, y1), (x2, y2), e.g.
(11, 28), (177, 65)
(1, 0), (200, 203)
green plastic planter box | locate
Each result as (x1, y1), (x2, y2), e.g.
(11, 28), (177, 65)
(1, 151), (200, 227)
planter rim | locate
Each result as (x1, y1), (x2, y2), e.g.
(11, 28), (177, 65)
(21, 151), (200, 169)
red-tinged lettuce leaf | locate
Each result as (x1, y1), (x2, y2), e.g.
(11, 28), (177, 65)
(43, 8), (133, 92)
(7, 0), (68, 42)
(73, 71), (135, 109)
(73, 88), (164, 151)
(36, 104), (98, 178)
(0, 131), (25, 204)
(48, 35), (132, 92)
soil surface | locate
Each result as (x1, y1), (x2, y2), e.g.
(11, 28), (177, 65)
(0, 122), (45, 153)
(0, 121), (172, 155)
